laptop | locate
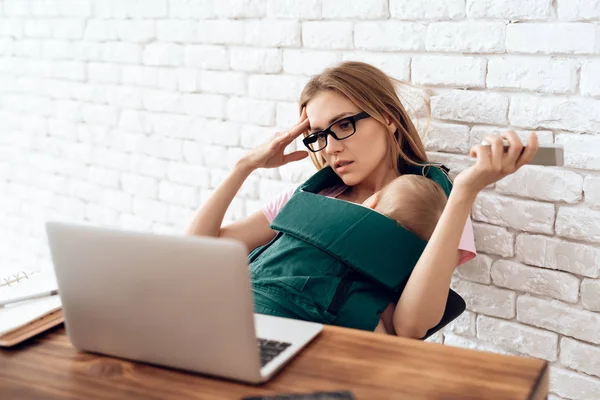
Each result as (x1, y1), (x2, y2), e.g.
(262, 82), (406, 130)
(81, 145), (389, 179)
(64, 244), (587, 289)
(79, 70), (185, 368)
(45, 221), (323, 384)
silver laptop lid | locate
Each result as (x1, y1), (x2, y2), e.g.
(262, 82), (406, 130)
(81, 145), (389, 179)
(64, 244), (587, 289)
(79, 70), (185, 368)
(46, 221), (264, 383)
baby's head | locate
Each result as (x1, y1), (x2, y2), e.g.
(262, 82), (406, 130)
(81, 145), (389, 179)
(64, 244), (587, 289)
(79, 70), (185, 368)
(362, 175), (448, 240)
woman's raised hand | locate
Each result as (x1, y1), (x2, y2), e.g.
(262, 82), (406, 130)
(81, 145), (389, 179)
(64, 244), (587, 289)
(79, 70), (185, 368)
(238, 108), (310, 171)
(454, 130), (539, 196)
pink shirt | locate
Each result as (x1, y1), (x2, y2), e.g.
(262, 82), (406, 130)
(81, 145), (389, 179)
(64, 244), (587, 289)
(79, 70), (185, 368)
(262, 186), (477, 266)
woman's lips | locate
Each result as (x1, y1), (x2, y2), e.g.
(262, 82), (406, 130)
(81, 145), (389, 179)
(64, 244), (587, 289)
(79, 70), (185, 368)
(335, 161), (354, 173)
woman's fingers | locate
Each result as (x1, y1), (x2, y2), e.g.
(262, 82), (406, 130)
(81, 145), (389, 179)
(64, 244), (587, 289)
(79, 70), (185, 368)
(482, 135), (504, 172)
(500, 130), (523, 172)
(282, 150), (309, 165)
(516, 132), (539, 170)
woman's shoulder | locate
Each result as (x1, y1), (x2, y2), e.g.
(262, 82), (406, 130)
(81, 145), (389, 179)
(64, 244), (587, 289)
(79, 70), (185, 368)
(261, 184), (349, 223)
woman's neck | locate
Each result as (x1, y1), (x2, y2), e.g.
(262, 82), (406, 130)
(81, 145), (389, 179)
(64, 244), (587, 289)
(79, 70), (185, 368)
(342, 165), (400, 204)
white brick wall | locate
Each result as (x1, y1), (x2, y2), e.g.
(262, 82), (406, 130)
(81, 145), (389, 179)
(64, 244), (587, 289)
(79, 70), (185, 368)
(2, 2), (599, 397)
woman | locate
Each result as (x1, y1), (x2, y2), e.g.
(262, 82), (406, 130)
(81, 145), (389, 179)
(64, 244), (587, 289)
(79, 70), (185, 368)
(187, 62), (538, 338)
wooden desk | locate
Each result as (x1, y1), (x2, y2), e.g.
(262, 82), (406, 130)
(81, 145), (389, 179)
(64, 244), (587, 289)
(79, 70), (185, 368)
(0, 325), (548, 400)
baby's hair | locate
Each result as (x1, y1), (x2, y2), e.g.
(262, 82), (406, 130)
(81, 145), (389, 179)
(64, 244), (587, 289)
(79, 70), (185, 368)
(376, 175), (448, 240)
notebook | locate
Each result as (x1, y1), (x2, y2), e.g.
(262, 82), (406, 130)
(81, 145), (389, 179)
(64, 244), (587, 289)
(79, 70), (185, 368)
(0, 270), (63, 347)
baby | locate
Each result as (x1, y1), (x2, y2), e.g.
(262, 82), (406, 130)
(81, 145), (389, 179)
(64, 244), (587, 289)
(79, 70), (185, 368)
(360, 174), (449, 335)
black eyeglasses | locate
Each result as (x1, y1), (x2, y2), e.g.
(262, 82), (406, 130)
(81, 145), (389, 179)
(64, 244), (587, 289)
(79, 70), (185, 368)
(302, 112), (371, 153)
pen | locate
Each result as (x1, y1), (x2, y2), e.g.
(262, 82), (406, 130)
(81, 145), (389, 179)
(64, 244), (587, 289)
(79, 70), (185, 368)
(0, 290), (59, 308)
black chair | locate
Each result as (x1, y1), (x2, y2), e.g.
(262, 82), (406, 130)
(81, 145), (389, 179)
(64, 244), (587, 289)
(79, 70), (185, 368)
(421, 289), (466, 341)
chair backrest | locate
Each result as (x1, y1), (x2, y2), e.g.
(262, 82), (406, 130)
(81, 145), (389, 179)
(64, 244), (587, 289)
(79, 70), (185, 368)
(421, 289), (466, 341)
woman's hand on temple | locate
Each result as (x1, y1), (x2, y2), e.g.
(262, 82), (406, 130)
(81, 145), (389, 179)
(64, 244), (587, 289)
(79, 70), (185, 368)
(238, 108), (310, 171)
(454, 131), (539, 196)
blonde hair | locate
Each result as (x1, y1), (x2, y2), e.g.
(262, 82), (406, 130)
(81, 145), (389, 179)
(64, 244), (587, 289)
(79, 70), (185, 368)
(376, 175), (448, 240)
(299, 61), (429, 173)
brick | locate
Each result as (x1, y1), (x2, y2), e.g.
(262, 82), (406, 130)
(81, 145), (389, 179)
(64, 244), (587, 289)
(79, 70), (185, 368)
(456, 254), (492, 284)
(495, 166), (583, 204)
(473, 222), (514, 257)
(245, 20), (301, 47)
(167, 162), (211, 188)
(557, 206), (600, 244)
(49, 60), (86, 81)
(100, 189), (132, 213)
(452, 280), (515, 318)
(506, 23), (597, 54)
(125, 0), (168, 18)
(127, 154), (167, 179)
(240, 125), (274, 149)
(41, 40), (72, 59)
(132, 198), (169, 224)
(443, 333), (515, 356)
(473, 192), (554, 234)
(0, 19), (23, 38)
(158, 181), (197, 207)
(391, 0), (464, 19)
(266, 0), (321, 19)
(412, 55), (486, 88)
(4, 0), (30, 16)
(466, 0), (552, 20)
(156, 20), (196, 43)
(487, 57), (577, 94)
(561, 337), (600, 378)
(518, 295), (600, 344)
(184, 45), (229, 70)
(86, 166), (119, 189)
(101, 42), (142, 64)
(276, 102), (298, 128)
(82, 104), (118, 127)
(556, 134), (600, 171)
(51, 19), (85, 40)
(516, 234), (600, 278)
(141, 89), (182, 114)
(477, 316), (558, 361)
(509, 95), (600, 133)
(87, 62), (119, 83)
(199, 71), (246, 95)
(431, 91), (508, 125)
(14, 39), (41, 57)
(427, 22), (505, 53)
(229, 47), (281, 73)
(584, 176), (600, 210)
(140, 136), (183, 161)
(582, 279), (600, 312)
(558, 0), (600, 21)
(197, 20), (245, 45)
(86, 204), (119, 226)
(168, 205), (195, 228)
(582, 60), (600, 97)
(249, 75), (308, 102)
(142, 43), (183, 67)
(182, 93), (227, 119)
(551, 367), (600, 400)
(341, 52), (411, 81)
(423, 122), (470, 154)
(323, 0), (388, 19)
(278, 161), (316, 184)
(283, 50), (341, 76)
(259, 179), (298, 202)
(192, 118), (242, 146)
(443, 310), (476, 337)
(121, 173), (158, 199)
(170, 0), (215, 19)
(355, 21), (426, 51)
(425, 331), (443, 344)
(213, 0), (265, 18)
(115, 20), (155, 43)
(303, 21), (354, 50)
(492, 260), (579, 303)
(84, 20), (118, 41)
(57, 1), (92, 17)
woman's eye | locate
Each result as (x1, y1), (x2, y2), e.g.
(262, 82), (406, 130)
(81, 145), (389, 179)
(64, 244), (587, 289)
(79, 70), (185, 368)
(316, 132), (328, 141)
(338, 121), (352, 130)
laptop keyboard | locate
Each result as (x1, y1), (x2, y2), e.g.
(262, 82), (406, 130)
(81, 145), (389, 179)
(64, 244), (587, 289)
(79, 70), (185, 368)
(257, 338), (292, 367)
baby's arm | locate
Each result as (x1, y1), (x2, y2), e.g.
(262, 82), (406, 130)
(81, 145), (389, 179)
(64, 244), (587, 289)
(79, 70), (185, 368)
(374, 303), (396, 334)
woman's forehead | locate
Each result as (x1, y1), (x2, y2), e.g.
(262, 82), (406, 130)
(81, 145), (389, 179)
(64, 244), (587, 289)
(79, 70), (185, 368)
(306, 91), (360, 130)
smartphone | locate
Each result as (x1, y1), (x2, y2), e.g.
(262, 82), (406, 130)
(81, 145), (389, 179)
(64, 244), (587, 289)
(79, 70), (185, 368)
(481, 140), (564, 167)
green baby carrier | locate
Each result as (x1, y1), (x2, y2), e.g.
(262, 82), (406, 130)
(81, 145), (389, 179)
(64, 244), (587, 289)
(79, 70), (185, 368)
(249, 163), (452, 331)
